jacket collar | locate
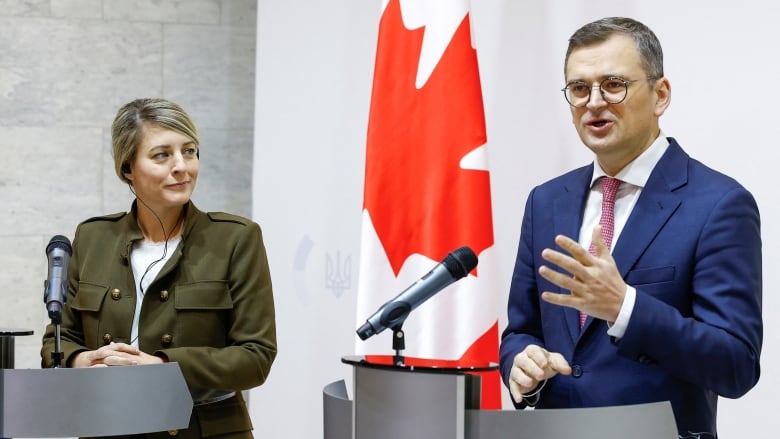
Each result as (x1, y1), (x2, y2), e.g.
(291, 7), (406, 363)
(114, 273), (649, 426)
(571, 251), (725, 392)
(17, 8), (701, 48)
(118, 201), (203, 260)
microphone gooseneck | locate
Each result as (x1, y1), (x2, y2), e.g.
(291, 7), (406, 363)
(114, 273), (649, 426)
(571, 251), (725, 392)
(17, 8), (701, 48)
(356, 246), (478, 341)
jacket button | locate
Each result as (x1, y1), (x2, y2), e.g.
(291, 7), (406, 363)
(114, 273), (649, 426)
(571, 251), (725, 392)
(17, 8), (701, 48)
(103, 333), (113, 344)
(572, 364), (583, 378)
(111, 289), (121, 300)
(168, 430), (178, 436)
(161, 334), (173, 345)
(160, 290), (169, 301)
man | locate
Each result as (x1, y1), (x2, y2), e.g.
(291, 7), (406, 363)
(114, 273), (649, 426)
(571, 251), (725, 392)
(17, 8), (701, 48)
(499, 17), (762, 437)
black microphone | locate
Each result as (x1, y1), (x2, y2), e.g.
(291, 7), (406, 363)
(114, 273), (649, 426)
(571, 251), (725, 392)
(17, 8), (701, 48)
(356, 246), (478, 340)
(43, 235), (72, 324)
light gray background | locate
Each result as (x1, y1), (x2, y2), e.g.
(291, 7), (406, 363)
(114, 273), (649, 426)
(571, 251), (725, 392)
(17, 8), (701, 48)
(1, 1), (776, 438)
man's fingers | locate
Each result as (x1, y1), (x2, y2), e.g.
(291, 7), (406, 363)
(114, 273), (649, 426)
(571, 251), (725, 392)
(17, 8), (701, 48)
(523, 345), (548, 364)
(540, 291), (578, 308)
(590, 225), (609, 256)
(553, 234), (593, 263)
(540, 249), (593, 283)
(518, 345), (568, 380)
(509, 346), (570, 404)
(508, 359), (539, 403)
(509, 364), (537, 390)
(548, 352), (572, 375)
(508, 381), (525, 404)
(513, 353), (544, 382)
(539, 265), (584, 292)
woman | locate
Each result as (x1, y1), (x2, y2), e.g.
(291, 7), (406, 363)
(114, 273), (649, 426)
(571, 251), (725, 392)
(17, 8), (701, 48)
(41, 98), (277, 438)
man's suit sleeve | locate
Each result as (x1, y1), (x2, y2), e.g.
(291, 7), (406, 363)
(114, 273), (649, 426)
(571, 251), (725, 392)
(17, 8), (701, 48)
(499, 187), (546, 393)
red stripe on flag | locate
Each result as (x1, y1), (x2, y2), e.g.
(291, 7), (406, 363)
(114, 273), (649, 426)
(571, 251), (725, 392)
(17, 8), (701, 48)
(461, 322), (501, 409)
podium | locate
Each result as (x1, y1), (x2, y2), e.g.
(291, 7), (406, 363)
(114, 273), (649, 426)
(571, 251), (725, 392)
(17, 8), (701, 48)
(0, 363), (193, 437)
(325, 355), (678, 439)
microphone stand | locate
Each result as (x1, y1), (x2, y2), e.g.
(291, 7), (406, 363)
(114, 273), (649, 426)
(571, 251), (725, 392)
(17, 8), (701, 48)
(49, 308), (63, 368)
(391, 323), (406, 367)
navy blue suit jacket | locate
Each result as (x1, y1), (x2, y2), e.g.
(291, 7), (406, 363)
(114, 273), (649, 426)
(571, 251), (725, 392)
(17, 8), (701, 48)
(499, 139), (762, 436)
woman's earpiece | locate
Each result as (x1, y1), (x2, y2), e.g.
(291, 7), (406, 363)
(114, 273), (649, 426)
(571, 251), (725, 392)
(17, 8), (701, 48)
(122, 163), (131, 174)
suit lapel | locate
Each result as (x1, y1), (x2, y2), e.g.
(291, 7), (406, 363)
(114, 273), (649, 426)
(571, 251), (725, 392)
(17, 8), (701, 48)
(612, 140), (687, 276)
(579, 139), (688, 336)
(554, 166), (593, 343)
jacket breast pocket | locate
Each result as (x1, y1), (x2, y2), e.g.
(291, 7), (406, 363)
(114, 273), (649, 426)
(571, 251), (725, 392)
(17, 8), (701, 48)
(71, 282), (109, 347)
(174, 281), (233, 347)
(625, 266), (675, 286)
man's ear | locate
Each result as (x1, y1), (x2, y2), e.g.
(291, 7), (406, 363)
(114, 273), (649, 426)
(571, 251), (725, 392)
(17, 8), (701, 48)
(653, 76), (671, 117)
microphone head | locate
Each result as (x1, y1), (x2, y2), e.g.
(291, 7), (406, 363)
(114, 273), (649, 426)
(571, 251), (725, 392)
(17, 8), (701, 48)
(356, 322), (374, 340)
(46, 235), (72, 256)
(441, 246), (478, 279)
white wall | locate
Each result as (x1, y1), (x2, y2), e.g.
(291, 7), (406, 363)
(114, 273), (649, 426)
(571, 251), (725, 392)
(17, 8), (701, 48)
(253, 1), (779, 437)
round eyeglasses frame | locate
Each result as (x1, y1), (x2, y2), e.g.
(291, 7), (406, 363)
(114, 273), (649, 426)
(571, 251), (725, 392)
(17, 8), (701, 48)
(561, 77), (656, 108)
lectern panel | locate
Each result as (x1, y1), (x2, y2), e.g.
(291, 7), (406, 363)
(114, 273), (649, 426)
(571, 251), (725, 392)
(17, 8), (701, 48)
(0, 364), (192, 437)
(354, 366), (465, 439)
(465, 401), (678, 439)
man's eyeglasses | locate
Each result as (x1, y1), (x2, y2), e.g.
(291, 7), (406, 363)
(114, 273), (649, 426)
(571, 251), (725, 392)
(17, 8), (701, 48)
(561, 77), (656, 107)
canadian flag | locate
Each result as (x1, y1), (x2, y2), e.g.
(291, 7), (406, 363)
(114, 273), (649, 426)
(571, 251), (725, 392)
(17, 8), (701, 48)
(356, 0), (500, 408)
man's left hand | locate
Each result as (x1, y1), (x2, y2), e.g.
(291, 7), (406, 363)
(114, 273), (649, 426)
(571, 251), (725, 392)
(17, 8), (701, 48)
(538, 225), (627, 322)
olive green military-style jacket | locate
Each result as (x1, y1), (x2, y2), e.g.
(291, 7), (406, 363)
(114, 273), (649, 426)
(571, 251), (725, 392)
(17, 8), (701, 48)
(41, 201), (277, 438)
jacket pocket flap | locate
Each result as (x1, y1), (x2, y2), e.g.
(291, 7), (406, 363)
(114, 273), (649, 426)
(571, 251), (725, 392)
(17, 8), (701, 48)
(625, 266), (675, 285)
(174, 281), (233, 310)
(71, 282), (109, 312)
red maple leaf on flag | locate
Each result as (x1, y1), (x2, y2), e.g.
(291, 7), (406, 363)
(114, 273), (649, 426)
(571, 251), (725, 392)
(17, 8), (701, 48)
(364, 0), (494, 273)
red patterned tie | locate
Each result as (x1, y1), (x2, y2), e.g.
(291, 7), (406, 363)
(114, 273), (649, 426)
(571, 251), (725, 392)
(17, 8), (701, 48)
(580, 177), (621, 329)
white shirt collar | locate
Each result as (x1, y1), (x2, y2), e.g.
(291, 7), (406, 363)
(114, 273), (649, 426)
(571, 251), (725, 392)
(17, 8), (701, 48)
(590, 131), (670, 189)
